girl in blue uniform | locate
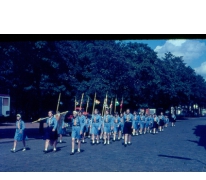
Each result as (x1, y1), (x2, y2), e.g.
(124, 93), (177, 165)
(139, 113), (145, 135)
(44, 111), (58, 152)
(152, 114), (159, 134)
(132, 111), (139, 136)
(84, 114), (91, 139)
(148, 114), (154, 133)
(11, 114), (27, 152)
(123, 109), (133, 146)
(159, 112), (165, 132)
(171, 113), (176, 126)
(90, 109), (101, 145)
(103, 110), (112, 145)
(56, 111), (66, 143)
(78, 111), (86, 143)
(164, 115), (169, 128)
(112, 112), (120, 142)
(70, 111), (82, 155)
(144, 114), (150, 134)
(118, 113), (124, 140)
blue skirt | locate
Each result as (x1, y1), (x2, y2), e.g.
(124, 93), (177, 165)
(14, 129), (27, 141)
(103, 123), (111, 133)
(91, 123), (99, 135)
(72, 126), (81, 139)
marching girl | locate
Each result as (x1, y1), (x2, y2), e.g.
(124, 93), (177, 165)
(78, 111), (86, 143)
(152, 114), (159, 134)
(118, 113), (124, 140)
(144, 114), (150, 134)
(139, 112), (145, 135)
(103, 110), (112, 145)
(44, 111), (58, 152)
(148, 114), (154, 133)
(159, 112), (165, 132)
(171, 112), (176, 126)
(90, 109), (101, 145)
(70, 111), (82, 155)
(84, 114), (91, 138)
(55, 111), (66, 143)
(11, 114), (27, 152)
(112, 112), (120, 142)
(132, 111), (140, 136)
(164, 115), (169, 128)
(123, 109), (133, 146)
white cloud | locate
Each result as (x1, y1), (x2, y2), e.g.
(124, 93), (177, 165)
(195, 61), (206, 79)
(154, 40), (206, 64)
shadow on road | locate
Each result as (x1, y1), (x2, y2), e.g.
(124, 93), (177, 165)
(158, 154), (206, 166)
(188, 125), (206, 150)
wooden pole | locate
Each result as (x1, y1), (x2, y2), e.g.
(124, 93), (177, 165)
(56, 93), (61, 113)
(86, 96), (89, 113)
(32, 111), (68, 123)
(74, 96), (77, 111)
(92, 92), (96, 114)
(80, 93), (84, 110)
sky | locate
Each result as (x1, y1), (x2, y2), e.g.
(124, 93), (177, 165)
(125, 39), (206, 80)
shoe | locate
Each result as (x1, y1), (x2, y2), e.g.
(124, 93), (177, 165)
(122, 137), (124, 140)
(60, 140), (62, 143)
(70, 152), (74, 155)
(124, 143), (127, 147)
(53, 148), (56, 152)
(107, 141), (110, 145)
(91, 141), (95, 145)
(104, 141), (106, 145)
(96, 141), (100, 144)
(10, 149), (15, 153)
(128, 142), (132, 145)
(82, 140), (85, 143)
(43, 149), (48, 153)
(113, 139), (115, 142)
(77, 150), (81, 153)
(22, 148), (26, 151)
(136, 133), (139, 136)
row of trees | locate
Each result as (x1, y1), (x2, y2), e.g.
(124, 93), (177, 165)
(0, 40), (206, 120)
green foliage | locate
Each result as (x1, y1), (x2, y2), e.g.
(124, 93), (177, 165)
(0, 40), (206, 119)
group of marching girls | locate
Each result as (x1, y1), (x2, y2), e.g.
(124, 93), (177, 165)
(10, 109), (176, 155)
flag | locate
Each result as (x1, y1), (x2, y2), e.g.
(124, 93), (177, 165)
(120, 99), (123, 109)
(110, 101), (113, 109)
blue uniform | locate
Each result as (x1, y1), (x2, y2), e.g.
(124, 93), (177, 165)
(139, 115), (145, 129)
(112, 116), (120, 132)
(14, 120), (26, 141)
(91, 114), (101, 135)
(56, 114), (66, 135)
(71, 116), (81, 139)
(145, 116), (151, 128)
(78, 115), (86, 133)
(149, 116), (154, 129)
(159, 115), (165, 126)
(132, 114), (140, 130)
(103, 114), (112, 133)
(45, 116), (58, 140)
(119, 116), (124, 132)
(165, 117), (169, 124)
(84, 117), (91, 133)
(123, 113), (133, 134)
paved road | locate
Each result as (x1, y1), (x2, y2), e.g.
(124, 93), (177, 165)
(0, 117), (206, 172)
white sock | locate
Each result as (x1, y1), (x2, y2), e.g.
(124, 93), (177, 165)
(78, 148), (80, 152)
(72, 149), (74, 153)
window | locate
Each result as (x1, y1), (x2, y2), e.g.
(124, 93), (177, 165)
(3, 98), (9, 106)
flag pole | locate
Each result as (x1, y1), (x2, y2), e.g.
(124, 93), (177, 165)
(86, 96), (89, 113)
(114, 95), (117, 113)
(74, 96), (77, 111)
(80, 93), (84, 110)
(56, 93), (61, 113)
(92, 92), (96, 114)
